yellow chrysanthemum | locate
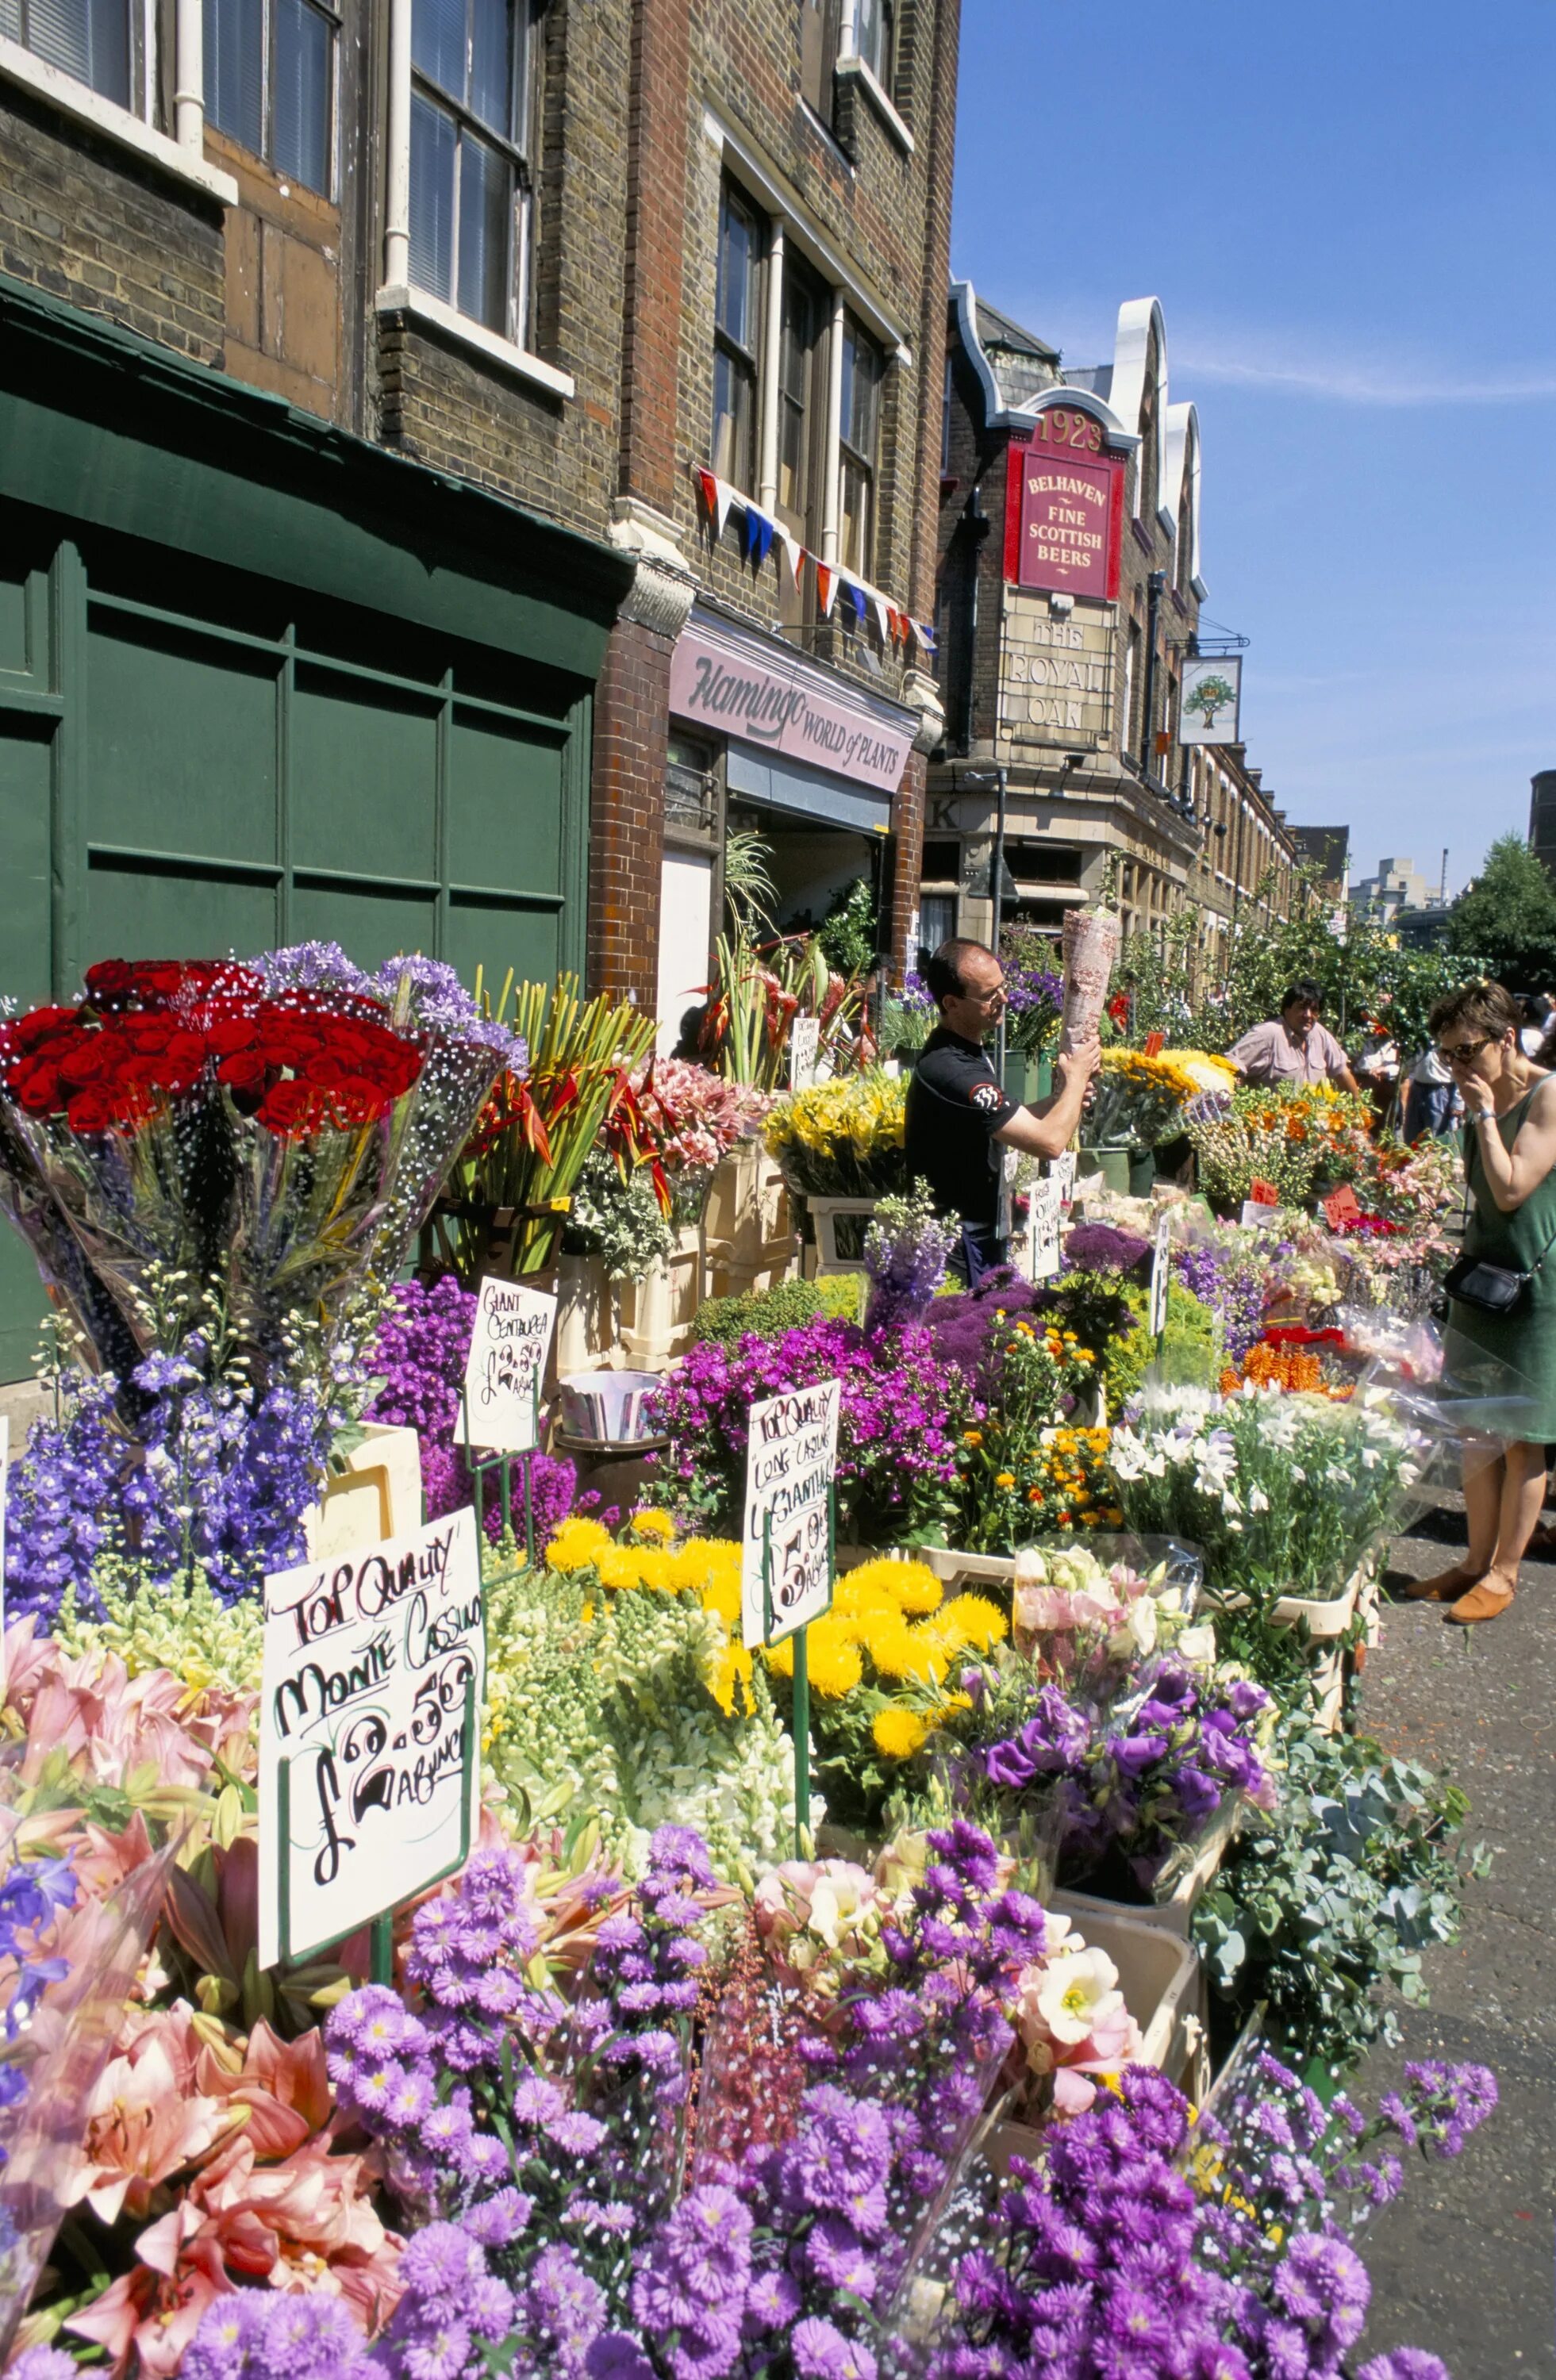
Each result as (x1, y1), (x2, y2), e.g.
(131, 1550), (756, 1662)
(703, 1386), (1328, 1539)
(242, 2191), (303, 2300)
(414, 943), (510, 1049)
(938, 1594), (1009, 1653)
(763, 1634), (795, 1679)
(544, 1516), (613, 1574)
(700, 1574), (742, 1629)
(872, 1706), (931, 1760)
(994, 1472), (1016, 1490)
(866, 1616), (950, 1687)
(595, 1544), (647, 1591)
(705, 1640), (755, 1718)
(842, 1557), (944, 1617)
(629, 1507), (678, 1542)
(802, 1618), (866, 1699)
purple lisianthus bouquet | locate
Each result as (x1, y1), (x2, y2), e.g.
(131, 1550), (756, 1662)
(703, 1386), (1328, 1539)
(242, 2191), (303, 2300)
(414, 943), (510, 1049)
(941, 1656), (1277, 1900)
(367, 1275), (576, 1550)
(647, 1314), (970, 1544)
(902, 2048), (1493, 2380)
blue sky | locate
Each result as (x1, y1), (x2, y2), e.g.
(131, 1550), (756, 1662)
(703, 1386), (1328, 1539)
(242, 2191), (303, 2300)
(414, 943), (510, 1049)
(951, 0), (1556, 896)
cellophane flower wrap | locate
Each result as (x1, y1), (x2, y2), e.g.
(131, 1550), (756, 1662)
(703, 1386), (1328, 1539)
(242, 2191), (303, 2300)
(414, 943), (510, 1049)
(1108, 1380), (1425, 1604)
(0, 949), (515, 1407)
(1058, 907), (1120, 1056)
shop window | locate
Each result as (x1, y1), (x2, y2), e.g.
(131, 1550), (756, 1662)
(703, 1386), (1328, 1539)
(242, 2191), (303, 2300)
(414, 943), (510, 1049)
(917, 889), (956, 958)
(2, 0), (136, 108)
(839, 314), (882, 579)
(920, 839), (959, 881)
(204, 0), (336, 193)
(409, 0), (536, 339)
(713, 180), (761, 493)
(1007, 839), (1082, 885)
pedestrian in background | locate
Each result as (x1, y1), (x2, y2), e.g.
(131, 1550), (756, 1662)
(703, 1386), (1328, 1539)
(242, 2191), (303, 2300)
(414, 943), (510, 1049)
(1226, 978), (1362, 1093)
(1406, 980), (1556, 1625)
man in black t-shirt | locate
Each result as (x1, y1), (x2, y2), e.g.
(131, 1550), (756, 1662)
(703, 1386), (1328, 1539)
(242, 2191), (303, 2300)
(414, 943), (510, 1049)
(905, 936), (1099, 1286)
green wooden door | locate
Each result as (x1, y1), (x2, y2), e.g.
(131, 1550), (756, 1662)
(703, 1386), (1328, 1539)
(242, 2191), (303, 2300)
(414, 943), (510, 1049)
(0, 517), (590, 1379)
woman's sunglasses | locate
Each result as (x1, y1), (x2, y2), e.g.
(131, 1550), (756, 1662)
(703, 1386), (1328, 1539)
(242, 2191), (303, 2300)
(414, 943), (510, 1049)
(1434, 1033), (1497, 1062)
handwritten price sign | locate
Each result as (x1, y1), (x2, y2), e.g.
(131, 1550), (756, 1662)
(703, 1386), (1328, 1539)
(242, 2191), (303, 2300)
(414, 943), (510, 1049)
(456, 1277), (555, 1454)
(741, 1380), (840, 1650)
(258, 1507), (486, 1969)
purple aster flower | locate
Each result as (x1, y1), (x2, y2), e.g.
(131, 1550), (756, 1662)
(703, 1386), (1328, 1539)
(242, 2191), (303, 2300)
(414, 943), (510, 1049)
(584, 2340), (657, 2380)
(743, 2268), (802, 2332)
(1357, 2356), (1453, 2380)
(546, 2110), (609, 2157)
(464, 2187), (533, 2248)
(790, 2317), (878, 2380)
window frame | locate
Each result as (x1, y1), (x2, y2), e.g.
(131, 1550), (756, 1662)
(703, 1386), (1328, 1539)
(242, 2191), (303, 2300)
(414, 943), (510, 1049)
(2, 0), (145, 118)
(713, 178), (763, 497)
(408, 0), (537, 347)
(838, 311), (882, 582)
(854, 0), (893, 87)
(203, 0), (340, 196)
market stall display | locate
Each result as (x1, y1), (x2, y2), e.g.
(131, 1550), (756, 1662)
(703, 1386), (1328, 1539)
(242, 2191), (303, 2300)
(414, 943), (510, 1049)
(0, 940), (1497, 2380)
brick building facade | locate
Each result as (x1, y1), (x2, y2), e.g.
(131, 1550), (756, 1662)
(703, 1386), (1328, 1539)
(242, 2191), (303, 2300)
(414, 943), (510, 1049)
(924, 283), (1299, 965)
(0, 0), (959, 1360)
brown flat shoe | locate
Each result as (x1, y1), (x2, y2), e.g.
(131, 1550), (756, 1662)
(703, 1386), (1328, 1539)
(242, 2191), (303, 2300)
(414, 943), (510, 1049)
(1446, 1582), (1516, 1626)
(1401, 1574), (1474, 1603)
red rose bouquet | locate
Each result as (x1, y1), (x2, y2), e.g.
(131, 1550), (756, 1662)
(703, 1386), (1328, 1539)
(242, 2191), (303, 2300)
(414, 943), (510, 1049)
(0, 946), (514, 1407)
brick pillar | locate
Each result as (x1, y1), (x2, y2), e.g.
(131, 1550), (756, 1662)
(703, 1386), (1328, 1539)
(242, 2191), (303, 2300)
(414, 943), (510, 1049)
(585, 0), (694, 1006)
(886, 0), (961, 984)
(889, 754), (928, 977)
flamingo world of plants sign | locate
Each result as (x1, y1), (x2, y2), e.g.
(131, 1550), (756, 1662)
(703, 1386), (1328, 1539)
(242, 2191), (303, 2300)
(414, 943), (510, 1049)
(1178, 655), (1243, 746)
(258, 1506), (486, 1967)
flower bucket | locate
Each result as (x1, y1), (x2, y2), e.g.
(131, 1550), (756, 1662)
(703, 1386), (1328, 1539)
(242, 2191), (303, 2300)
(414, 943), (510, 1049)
(1128, 1146), (1156, 1198)
(1002, 1050), (1052, 1107)
(1078, 1145), (1132, 1196)
(985, 1914), (1202, 2171)
(1051, 1791), (1247, 1943)
(558, 1369), (662, 1442)
(805, 1194), (879, 1273)
(304, 1422), (424, 1558)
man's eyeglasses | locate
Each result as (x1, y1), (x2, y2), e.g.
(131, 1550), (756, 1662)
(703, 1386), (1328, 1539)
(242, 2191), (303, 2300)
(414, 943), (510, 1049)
(1435, 1034), (1495, 1063)
(965, 985), (1005, 1008)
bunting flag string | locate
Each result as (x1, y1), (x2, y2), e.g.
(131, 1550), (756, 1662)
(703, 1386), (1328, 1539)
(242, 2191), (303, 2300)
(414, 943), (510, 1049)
(688, 463), (935, 655)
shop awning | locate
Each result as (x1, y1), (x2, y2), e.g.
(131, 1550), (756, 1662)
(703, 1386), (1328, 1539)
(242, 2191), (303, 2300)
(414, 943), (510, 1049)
(726, 746), (893, 835)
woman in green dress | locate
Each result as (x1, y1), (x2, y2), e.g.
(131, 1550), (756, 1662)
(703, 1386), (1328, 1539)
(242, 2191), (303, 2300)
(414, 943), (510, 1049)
(1406, 981), (1556, 1624)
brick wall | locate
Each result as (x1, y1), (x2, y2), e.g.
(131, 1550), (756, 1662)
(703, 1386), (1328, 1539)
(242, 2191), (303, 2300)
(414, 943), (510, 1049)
(0, 88), (223, 362)
(587, 615), (672, 1004)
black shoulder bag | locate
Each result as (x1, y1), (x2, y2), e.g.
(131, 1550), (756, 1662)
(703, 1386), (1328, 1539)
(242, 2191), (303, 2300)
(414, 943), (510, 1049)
(1444, 1211), (1556, 1314)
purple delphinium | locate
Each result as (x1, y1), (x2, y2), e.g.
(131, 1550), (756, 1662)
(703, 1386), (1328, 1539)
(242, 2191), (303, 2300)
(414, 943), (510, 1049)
(182, 2290), (387, 2380)
(646, 1315), (968, 1542)
(1174, 1239), (1268, 1367)
(367, 1276), (575, 1549)
(861, 1190), (957, 1336)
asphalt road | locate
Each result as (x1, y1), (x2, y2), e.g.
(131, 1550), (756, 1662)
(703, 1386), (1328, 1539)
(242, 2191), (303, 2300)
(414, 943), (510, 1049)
(1347, 1516), (1556, 2376)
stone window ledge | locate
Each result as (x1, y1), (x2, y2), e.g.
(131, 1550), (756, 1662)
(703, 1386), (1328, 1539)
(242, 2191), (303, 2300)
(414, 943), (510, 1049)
(375, 283), (574, 401)
(0, 37), (237, 205)
(836, 56), (914, 155)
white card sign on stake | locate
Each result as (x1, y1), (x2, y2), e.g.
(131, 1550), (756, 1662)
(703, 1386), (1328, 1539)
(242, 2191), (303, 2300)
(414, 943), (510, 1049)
(1239, 1200), (1282, 1231)
(789, 1016), (821, 1092)
(1028, 1177), (1063, 1281)
(456, 1277), (556, 1454)
(741, 1380), (841, 1653)
(258, 1505), (486, 1971)
(1051, 1150), (1078, 1213)
(1148, 1214), (1172, 1338)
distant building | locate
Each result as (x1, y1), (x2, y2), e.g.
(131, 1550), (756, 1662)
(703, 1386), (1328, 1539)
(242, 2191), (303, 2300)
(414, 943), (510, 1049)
(1531, 773), (1556, 881)
(1350, 856), (1446, 923)
(924, 282), (1298, 965)
(1288, 827), (1350, 904)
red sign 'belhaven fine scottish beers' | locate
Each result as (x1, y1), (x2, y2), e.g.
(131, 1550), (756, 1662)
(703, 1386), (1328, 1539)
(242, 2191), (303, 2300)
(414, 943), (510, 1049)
(1003, 409), (1124, 601)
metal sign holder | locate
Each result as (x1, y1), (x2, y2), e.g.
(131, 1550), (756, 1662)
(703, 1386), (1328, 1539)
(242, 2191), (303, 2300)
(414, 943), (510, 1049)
(760, 1486), (837, 1852)
(459, 1372), (544, 1568)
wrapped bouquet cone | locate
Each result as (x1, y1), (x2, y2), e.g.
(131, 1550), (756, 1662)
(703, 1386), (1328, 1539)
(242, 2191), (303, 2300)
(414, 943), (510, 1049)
(1059, 905), (1121, 1054)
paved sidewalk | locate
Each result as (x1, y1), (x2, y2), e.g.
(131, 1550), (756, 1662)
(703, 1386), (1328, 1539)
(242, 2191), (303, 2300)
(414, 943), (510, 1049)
(1347, 1522), (1556, 2376)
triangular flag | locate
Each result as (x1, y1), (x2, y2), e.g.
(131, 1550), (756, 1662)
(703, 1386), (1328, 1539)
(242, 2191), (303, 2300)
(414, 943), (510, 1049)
(911, 617), (937, 656)
(696, 467), (720, 523)
(695, 468), (736, 539)
(843, 579), (868, 629)
(815, 562), (837, 619)
(776, 528), (803, 587)
(740, 501), (775, 569)
(870, 589), (891, 643)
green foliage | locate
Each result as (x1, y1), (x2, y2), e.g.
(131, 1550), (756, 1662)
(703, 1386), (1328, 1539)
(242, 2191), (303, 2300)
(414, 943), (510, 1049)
(1193, 1715), (1486, 2071)
(1102, 1281), (1216, 1417)
(1447, 833), (1556, 990)
(722, 827), (777, 939)
(688, 1276), (824, 1349)
(1115, 913), (1200, 1041)
(1193, 870), (1472, 1057)
(817, 878), (879, 976)
(816, 1271), (866, 1324)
